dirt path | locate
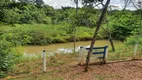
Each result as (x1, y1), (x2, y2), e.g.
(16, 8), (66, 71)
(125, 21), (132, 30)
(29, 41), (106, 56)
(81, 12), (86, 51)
(61, 60), (142, 80)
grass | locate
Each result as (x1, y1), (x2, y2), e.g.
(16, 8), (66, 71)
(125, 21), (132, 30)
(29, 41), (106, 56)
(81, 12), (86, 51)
(6, 53), (78, 80)
(2, 42), (142, 80)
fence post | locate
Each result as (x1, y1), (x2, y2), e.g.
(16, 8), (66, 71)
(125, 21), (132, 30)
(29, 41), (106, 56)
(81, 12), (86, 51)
(133, 43), (138, 59)
(104, 46), (108, 64)
(43, 50), (46, 72)
(78, 46), (84, 65)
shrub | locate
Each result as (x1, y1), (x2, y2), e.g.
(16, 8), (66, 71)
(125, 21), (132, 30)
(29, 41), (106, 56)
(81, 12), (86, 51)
(0, 40), (15, 78)
(125, 35), (142, 45)
(112, 25), (132, 41)
(0, 24), (107, 45)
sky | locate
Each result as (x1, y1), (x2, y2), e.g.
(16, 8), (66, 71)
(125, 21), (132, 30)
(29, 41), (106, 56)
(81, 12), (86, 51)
(43, 0), (137, 10)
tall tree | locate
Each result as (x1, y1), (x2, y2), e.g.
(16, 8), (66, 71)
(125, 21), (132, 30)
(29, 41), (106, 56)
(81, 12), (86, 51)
(85, 0), (111, 72)
(71, 0), (78, 53)
(104, 6), (116, 51)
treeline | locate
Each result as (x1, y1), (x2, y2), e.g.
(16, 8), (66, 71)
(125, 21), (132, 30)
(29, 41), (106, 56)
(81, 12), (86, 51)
(0, 1), (141, 42)
(0, 1), (99, 27)
(0, 2), (54, 24)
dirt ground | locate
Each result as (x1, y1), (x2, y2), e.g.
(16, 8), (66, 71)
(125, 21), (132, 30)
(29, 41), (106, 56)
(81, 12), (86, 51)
(3, 59), (142, 80)
(61, 60), (142, 80)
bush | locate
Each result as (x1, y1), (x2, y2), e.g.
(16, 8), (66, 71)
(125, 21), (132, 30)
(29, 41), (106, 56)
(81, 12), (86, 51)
(0, 24), (107, 45)
(125, 35), (142, 45)
(112, 25), (132, 41)
(0, 26), (30, 78)
(0, 40), (15, 78)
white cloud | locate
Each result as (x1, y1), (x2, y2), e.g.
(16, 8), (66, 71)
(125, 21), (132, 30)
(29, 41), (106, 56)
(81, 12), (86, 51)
(110, 0), (122, 8)
(44, 0), (78, 8)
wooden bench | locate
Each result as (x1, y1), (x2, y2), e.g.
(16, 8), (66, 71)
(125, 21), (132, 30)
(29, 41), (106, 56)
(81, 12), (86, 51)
(79, 46), (108, 65)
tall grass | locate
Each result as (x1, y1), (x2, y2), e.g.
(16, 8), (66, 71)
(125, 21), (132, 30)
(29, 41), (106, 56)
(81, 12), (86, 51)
(0, 24), (107, 45)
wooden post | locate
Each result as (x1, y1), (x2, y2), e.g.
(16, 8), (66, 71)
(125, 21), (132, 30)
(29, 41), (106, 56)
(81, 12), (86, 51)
(79, 46), (86, 65)
(43, 50), (46, 72)
(133, 43), (138, 59)
(104, 46), (108, 64)
(79, 46), (83, 65)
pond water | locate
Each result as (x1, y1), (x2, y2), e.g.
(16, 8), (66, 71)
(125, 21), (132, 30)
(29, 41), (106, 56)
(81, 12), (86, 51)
(22, 40), (121, 54)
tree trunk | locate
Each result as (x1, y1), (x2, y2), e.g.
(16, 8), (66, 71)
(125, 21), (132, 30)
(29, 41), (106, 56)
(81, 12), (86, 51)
(108, 32), (115, 51)
(84, 0), (111, 72)
(73, 0), (78, 53)
(106, 18), (115, 52)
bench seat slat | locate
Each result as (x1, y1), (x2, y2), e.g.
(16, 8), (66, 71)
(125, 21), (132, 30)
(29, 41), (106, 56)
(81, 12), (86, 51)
(86, 47), (107, 50)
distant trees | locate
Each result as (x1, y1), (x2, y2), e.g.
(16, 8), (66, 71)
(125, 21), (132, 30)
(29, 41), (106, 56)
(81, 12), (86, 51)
(0, 0), (10, 2)
(18, 0), (44, 5)
(0, 2), (52, 24)
(0, 0), (141, 41)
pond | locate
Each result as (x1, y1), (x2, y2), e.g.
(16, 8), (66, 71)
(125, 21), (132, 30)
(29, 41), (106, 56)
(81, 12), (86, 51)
(22, 40), (121, 54)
